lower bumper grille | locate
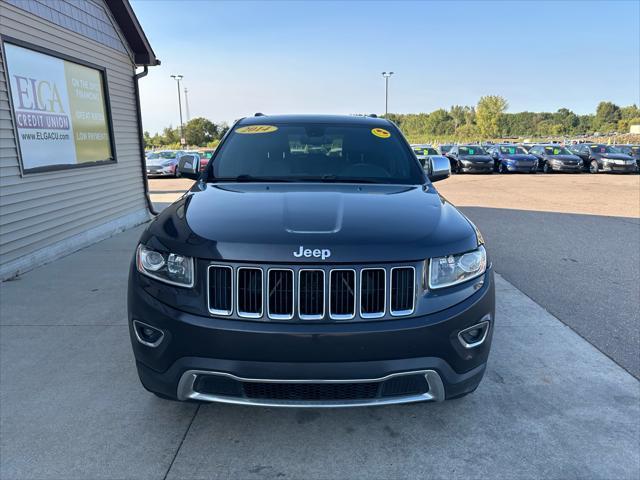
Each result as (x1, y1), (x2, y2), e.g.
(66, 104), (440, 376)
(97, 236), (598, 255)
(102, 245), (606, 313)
(244, 381), (381, 401)
(180, 370), (443, 406)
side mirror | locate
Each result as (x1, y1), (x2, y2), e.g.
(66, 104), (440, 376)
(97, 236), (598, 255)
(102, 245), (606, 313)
(428, 156), (451, 183)
(177, 154), (200, 180)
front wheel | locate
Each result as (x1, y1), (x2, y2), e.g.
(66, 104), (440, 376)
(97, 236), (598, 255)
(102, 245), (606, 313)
(543, 162), (553, 173)
(589, 160), (599, 174)
(455, 161), (462, 174)
(498, 163), (507, 174)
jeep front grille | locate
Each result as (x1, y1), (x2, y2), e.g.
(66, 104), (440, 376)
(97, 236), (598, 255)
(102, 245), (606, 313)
(208, 264), (416, 321)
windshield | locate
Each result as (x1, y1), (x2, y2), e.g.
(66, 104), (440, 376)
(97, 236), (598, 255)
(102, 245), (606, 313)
(148, 151), (177, 159)
(459, 146), (487, 155)
(200, 151), (215, 159)
(589, 145), (619, 154)
(543, 146), (572, 155)
(499, 146), (528, 155)
(413, 147), (438, 156)
(211, 123), (424, 184)
(439, 145), (453, 153)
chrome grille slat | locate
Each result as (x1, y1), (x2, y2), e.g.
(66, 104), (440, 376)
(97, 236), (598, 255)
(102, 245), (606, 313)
(298, 269), (325, 320)
(360, 268), (386, 319)
(207, 265), (233, 316)
(329, 269), (356, 320)
(237, 267), (263, 318)
(390, 267), (415, 316)
(208, 264), (416, 321)
(268, 269), (294, 320)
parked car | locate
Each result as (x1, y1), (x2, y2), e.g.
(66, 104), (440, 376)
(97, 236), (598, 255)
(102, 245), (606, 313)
(446, 145), (493, 173)
(528, 145), (582, 173)
(411, 144), (440, 167)
(128, 114), (494, 406)
(438, 144), (455, 156)
(197, 149), (216, 171)
(145, 150), (186, 177)
(487, 145), (538, 173)
(608, 145), (640, 173)
(518, 143), (535, 152)
(568, 144), (637, 174)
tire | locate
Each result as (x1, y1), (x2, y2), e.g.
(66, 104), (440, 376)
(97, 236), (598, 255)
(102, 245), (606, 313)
(175, 168), (181, 178)
(498, 163), (507, 174)
(543, 162), (553, 174)
(447, 385), (479, 400)
(153, 392), (178, 401)
(453, 161), (461, 174)
(589, 160), (599, 174)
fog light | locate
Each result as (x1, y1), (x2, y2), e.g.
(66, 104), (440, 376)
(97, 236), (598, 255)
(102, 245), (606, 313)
(133, 320), (164, 347)
(458, 320), (490, 349)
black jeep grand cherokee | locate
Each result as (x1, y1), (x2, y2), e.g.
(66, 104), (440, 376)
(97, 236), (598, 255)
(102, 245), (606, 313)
(129, 114), (495, 407)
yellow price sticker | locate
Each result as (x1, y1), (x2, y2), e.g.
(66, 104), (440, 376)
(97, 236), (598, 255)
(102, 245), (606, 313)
(236, 125), (278, 134)
(371, 128), (391, 138)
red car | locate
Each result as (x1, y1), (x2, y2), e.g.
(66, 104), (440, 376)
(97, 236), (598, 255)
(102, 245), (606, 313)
(197, 149), (216, 171)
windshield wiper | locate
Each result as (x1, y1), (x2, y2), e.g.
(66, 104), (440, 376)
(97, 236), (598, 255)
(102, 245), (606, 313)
(316, 175), (379, 183)
(212, 175), (296, 183)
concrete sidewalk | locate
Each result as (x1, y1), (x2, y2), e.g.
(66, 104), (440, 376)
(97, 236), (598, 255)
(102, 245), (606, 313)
(1, 225), (638, 480)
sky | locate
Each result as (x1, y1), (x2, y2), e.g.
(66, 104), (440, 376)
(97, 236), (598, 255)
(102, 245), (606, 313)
(131, 0), (640, 135)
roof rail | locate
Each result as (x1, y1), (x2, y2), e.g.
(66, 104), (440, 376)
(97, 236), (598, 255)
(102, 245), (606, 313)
(254, 112), (266, 117)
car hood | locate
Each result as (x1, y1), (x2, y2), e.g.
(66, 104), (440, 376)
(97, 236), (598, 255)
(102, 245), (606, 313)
(459, 155), (492, 163)
(141, 183), (478, 263)
(502, 154), (536, 161)
(600, 153), (634, 160)
(146, 158), (175, 166)
(547, 154), (581, 162)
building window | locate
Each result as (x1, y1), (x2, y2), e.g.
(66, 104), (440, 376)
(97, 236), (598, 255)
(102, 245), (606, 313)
(3, 39), (116, 174)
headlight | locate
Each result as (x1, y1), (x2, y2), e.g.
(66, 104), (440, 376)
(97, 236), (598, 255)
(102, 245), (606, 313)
(136, 244), (194, 287)
(427, 245), (487, 290)
(162, 159), (175, 166)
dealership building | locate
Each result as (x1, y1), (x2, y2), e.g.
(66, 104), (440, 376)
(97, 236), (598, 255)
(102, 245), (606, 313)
(0, 0), (158, 279)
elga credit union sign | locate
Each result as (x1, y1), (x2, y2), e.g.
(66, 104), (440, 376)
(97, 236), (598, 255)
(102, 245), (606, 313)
(4, 42), (114, 173)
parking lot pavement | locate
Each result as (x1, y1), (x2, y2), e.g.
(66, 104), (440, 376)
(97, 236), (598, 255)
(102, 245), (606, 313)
(437, 175), (640, 378)
(437, 173), (640, 218)
(1, 226), (639, 479)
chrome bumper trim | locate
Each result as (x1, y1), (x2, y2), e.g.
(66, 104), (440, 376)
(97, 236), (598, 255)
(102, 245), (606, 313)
(177, 369), (445, 407)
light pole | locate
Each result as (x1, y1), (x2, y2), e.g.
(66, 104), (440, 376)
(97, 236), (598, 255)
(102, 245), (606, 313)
(381, 71), (394, 116)
(170, 74), (184, 145)
(184, 87), (190, 122)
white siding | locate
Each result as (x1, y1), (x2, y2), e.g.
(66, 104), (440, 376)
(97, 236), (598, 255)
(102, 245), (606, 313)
(0, 0), (150, 278)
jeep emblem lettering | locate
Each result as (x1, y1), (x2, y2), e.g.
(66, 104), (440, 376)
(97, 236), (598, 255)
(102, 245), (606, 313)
(293, 246), (331, 260)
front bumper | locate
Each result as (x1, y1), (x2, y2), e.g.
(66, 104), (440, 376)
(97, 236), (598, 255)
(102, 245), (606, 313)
(146, 165), (176, 176)
(129, 268), (495, 406)
(460, 163), (494, 173)
(601, 162), (637, 173)
(505, 163), (537, 172)
(550, 162), (582, 172)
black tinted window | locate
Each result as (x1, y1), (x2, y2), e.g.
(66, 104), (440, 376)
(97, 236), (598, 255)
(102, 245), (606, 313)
(459, 146), (487, 155)
(212, 123), (423, 184)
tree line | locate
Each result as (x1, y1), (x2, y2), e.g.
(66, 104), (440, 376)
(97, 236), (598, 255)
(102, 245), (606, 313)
(144, 98), (640, 148)
(143, 117), (229, 149)
(387, 98), (640, 143)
